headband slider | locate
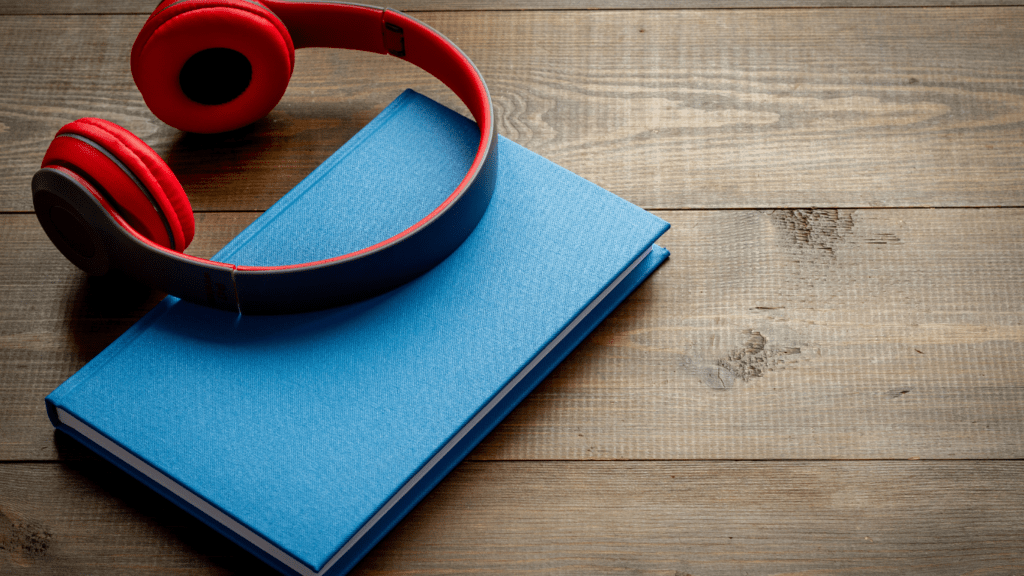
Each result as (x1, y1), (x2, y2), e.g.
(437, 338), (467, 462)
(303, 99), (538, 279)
(383, 22), (405, 57)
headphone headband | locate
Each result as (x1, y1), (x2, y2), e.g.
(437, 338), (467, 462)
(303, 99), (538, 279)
(34, 2), (497, 314)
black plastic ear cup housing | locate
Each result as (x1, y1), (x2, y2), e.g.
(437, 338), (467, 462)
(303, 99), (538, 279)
(33, 170), (113, 276)
(32, 168), (239, 310)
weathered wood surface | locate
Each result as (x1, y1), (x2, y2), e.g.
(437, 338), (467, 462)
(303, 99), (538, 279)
(4, 208), (1022, 461)
(2, 0), (1021, 15)
(3, 8), (1024, 211)
(2, 1), (1023, 575)
(2, 458), (1022, 575)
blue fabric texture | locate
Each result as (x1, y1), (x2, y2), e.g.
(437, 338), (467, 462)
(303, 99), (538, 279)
(46, 90), (670, 574)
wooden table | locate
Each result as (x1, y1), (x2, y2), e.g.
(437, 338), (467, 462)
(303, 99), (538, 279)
(2, 1), (1022, 574)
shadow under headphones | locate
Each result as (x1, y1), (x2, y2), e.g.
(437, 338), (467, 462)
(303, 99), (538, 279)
(32, 0), (497, 315)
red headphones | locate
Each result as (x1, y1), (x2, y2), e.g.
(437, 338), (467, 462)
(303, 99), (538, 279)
(32, 0), (497, 314)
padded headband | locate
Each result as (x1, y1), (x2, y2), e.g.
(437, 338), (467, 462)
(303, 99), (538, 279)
(34, 1), (497, 314)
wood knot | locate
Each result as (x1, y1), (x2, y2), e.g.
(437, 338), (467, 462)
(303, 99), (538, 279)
(769, 209), (855, 259)
(0, 507), (53, 566)
(710, 330), (801, 388)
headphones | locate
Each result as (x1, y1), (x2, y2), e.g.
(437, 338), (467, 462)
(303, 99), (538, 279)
(32, 0), (497, 315)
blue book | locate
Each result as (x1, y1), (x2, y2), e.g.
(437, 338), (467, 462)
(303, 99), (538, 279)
(45, 90), (669, 576)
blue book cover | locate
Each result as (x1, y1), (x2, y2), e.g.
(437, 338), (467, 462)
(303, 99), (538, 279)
(45, 90), (669, 576)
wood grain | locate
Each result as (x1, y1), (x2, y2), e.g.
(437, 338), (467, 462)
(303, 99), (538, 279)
(4, 208), (1021, 461)
(3, 8), (1024, 212)
(475, 207), (1024, 461)
(2, 1), (1022, 15)
(2, 458), (1022, 575)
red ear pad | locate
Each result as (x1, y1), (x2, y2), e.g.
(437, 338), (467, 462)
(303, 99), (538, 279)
(132, 0), (295, 134)
(41, 118), (195, 251)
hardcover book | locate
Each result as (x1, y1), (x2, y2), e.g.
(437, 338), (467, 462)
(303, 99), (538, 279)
(45, 90), (670, 576)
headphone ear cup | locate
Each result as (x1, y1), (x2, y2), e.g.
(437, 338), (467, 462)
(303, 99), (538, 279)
(132, 0), (295, 134)
(41, 118), (195, 251)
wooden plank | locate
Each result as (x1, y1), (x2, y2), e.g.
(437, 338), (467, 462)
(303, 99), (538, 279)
(3, 208), (1022, 461)
(475, 207), (1024, 460)
(2, 9), (1023, 211)
(2, 1), (1022, 15)
(1, 458), (1022, 575)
